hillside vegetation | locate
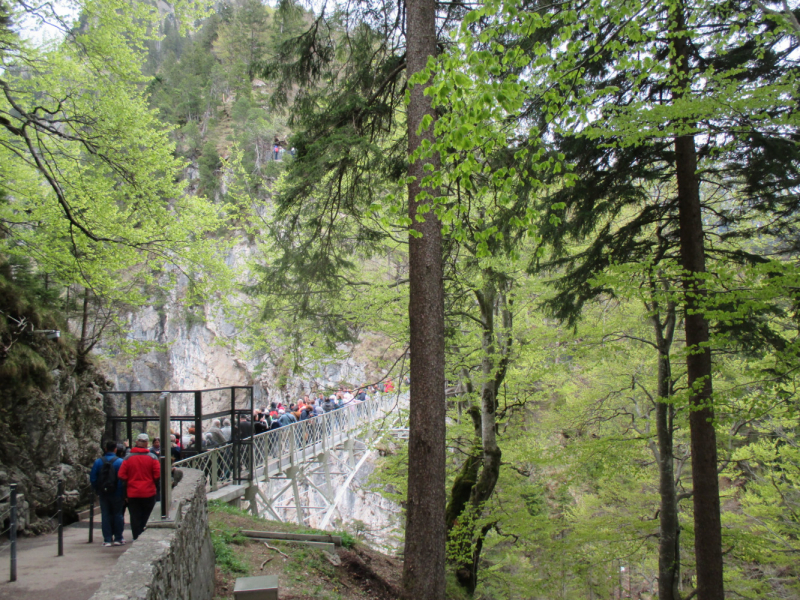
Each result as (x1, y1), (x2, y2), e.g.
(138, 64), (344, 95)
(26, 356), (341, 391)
(208, 501), (406, 600)
(2, 0), (800, 598)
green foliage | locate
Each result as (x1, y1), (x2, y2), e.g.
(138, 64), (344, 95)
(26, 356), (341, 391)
(1, 0), (236, 357)
(370, 441), (409, 506)
(207, 500), (251, 574)
(208, 499), (253, 517)
(0, 259), (66, 391)
(231, 96), (253, 123)
(0, 342), (52, 392)
(210, 523), (250, 575)
(215, 0), (272, 97)
(338, 531), (356, 549)
(199, 140), (222, 197)
(178, 121), (203, 158)
(147, 19), (221, 126)
(446, 504), (481, 565)
(445, 571), (472, 600)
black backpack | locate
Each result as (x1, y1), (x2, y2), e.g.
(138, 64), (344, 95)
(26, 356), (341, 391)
(97, 457), (118, 496)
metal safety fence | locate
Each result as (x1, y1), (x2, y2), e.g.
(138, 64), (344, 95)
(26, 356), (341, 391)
(174, 392), (397, 491)
(1, 478), (71, 582)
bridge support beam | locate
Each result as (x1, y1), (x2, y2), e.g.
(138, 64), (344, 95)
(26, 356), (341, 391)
(285, 466), (305, 525)
(244, 483), (258, 515)
(256, 485), (283, 521)
(319, 452), (334, 501)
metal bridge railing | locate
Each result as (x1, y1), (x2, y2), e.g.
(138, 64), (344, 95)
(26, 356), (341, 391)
(174, 392), (397, 491)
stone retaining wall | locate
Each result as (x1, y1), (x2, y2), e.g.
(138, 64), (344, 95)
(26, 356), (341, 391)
(89, 468), (214, 600)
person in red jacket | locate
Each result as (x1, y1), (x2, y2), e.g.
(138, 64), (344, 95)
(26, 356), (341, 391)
(118, 433), (161, 540)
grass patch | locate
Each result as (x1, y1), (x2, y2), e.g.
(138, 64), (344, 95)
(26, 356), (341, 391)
(208, 499), (253, 518)
(209, 505), (404, 600)
(210, 501), (357, 546)
(210, 520), (249, 575)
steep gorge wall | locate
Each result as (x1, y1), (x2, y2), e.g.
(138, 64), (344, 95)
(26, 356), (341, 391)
(302, 453), (404, 553)
(100, 241), (383, 407)
(0, 264), (113, 533)
(0, 343), (110, 533)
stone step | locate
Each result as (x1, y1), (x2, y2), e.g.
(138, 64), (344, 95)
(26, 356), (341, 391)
(234, 575), (279, 599)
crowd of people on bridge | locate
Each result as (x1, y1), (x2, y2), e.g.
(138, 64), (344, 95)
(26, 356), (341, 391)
(90, 380), (403, 548)
(187, 382), (398, 450)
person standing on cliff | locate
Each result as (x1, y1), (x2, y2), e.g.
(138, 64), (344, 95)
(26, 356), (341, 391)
(90, 440), (126, 547)
(119, 433), (161, 541)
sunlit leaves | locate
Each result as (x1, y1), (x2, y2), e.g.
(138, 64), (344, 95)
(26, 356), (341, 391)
(0, 0), (232, 350)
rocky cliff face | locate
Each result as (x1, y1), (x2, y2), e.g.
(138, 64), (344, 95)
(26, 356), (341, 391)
(0, 265), (113, 533)
(100, 240), (384, 410)
(0, 344), (111, 533)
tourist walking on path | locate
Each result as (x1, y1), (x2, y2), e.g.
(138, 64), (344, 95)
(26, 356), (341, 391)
(118, 433), (160, 541)
(90, 440), (126, 547)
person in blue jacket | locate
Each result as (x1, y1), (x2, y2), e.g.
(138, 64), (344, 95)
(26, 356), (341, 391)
(90, 440), (126, 546)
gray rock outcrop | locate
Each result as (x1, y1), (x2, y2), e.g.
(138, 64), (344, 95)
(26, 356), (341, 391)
(0, 343), (110, 533)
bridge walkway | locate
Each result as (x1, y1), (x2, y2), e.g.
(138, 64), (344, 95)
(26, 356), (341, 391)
(175, 393), (397, 491)
(0, 393), (404, 597)
(175, 393), (405, 524)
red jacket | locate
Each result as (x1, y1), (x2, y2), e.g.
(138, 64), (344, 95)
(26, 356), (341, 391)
(118, 447), (161, 498)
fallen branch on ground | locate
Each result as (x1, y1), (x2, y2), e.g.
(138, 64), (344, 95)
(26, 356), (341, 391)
(263, 541), (289, 559)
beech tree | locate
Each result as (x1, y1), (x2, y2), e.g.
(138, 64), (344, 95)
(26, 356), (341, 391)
(1, 0), (231, 356)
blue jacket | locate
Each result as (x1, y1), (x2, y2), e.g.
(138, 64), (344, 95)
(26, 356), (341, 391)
(90, 452), (124, 497)
(277, 412), (297, 427)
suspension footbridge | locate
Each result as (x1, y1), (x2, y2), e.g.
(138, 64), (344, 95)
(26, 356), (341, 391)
(173, 392), (406, 528)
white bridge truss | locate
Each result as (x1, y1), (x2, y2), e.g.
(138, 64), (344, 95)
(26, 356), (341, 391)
(175, 393), (405, 527)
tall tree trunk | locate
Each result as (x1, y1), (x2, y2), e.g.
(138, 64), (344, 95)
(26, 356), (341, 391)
(78, 286), (91, 365)
(651, 297), (680, 600)
(447, 277), (511, 594)
(670, 3), (724, 597)
(402, 0), (446, 596)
